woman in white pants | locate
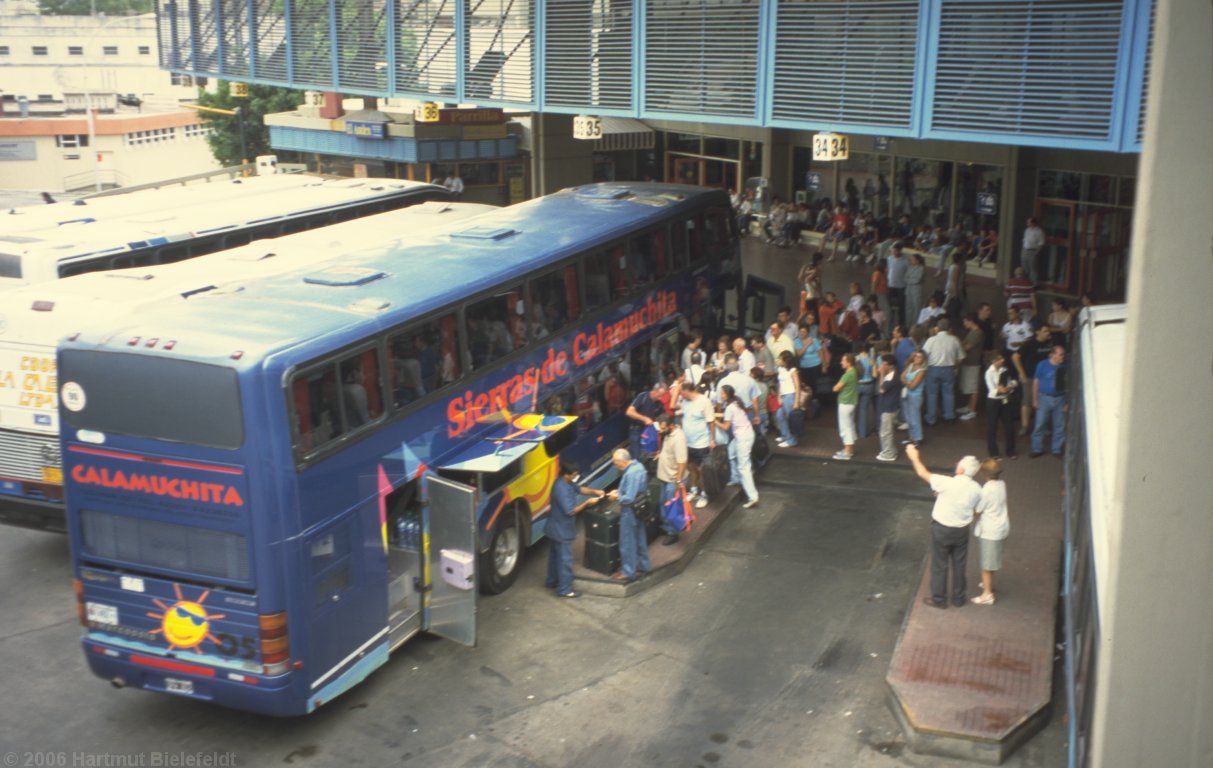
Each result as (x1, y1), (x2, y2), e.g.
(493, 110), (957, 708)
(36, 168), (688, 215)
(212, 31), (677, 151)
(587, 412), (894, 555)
(717, 384), (759, 508)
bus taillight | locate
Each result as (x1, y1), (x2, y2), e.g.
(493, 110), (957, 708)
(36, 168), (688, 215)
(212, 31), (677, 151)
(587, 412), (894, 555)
(258, 611), (290, 676)
(74, 579), (86, 626)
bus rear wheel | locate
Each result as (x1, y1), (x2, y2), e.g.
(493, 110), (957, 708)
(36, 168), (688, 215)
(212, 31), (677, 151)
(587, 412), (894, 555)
(480, 504), (524, 594)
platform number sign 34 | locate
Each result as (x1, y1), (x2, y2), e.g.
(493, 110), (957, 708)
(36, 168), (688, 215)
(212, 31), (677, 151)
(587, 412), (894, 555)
(812, 133), (849, 161)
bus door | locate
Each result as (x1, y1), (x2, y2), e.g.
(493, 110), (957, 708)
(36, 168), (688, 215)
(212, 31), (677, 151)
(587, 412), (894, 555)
(424, 475), (478, 646)
(385, 481), (424, 650)
(742, 275), (786, 338)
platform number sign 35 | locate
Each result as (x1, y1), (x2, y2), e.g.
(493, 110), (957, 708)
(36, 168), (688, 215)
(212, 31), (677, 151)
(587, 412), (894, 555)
(812, 133), (849, 161)
(573, 115), (603, 140)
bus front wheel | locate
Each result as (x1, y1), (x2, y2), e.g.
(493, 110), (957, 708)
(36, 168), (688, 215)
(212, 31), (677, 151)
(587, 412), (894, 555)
(480, 504), (524, 594)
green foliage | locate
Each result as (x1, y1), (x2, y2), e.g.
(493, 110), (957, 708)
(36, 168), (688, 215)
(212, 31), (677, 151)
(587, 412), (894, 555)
(195, 83), (303, 167)
(38, 0), (152, 15)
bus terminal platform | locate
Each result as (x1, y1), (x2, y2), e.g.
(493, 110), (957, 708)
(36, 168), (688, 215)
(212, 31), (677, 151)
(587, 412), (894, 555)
(571, 390), (1063, 765)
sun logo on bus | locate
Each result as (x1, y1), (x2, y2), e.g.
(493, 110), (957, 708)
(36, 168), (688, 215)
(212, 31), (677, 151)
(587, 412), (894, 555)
(147, 584), (225, 652)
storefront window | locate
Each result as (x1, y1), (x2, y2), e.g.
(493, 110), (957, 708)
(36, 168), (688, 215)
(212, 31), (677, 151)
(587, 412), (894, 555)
(667, 133), (701, 153)
(703, 137), (739, 158)
(894, 157), (951, 230)
(955, 163), (1003, 238)
(742, 141), (762, 182)
(1038, 170), (1083, 201)
(836, 153), (892, 218)
(792, 146), (835, 210)
(459, 162), (500, 186)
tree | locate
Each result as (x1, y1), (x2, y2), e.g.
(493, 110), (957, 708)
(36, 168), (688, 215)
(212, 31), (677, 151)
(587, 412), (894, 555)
(38, 0), (152, 14)
(195, 82), (303, 167)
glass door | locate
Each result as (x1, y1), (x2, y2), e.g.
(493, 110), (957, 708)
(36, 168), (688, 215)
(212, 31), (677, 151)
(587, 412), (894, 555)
(1036, 200), (1078, 292)
(1080, 207), (1131, 301)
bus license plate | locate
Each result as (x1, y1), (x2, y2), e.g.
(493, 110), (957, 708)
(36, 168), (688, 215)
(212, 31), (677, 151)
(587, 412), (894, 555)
(42, 466), (63, 484)
(85, 602), (118, 625)
(165, 678), (194, 695)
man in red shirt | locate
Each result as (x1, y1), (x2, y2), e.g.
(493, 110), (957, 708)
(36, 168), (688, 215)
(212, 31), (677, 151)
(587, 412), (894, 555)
(825, 204), (853, 261)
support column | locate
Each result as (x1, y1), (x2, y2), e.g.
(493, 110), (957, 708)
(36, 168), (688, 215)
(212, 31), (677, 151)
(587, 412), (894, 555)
(1094, 0), (1213, 765)
(530, 113), (593, 197)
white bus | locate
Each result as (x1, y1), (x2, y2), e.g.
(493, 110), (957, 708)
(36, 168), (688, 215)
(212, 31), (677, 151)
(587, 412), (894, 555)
(0, 201), (496, 532)
(0, 175), (451, 291)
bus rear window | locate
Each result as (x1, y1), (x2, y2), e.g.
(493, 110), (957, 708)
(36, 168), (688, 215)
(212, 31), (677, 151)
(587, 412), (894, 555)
(0, 252), (22, 279)
(80, 509), (250, 582)
(60, 350), (244, 449)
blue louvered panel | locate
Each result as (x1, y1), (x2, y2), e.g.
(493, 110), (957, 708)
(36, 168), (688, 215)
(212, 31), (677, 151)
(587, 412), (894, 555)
(465, 0), (534, 103)
(395, 0), (458, 97)
(291, 0), (335, 86)
(221, 0), (251, 76)
(645, 0), (760, 119)
(544, 0), (634, 111)
(335, 0), (389, 89)
(931, 1), (1124, 140)
(157, 0), (182, 69)
(169, 0), (196, 68)
(1135, 0), (1153, 145)
(253, 0), (289, 80)
(771, 0), (918, 128)
(191, 0), (221, 72)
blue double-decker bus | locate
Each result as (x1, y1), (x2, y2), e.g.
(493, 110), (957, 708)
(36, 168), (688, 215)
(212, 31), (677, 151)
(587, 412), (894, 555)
(59, 182), (738, 715)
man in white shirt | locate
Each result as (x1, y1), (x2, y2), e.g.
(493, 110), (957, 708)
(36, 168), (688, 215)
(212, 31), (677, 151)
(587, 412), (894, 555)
(905, 444), (982, 608)
(1021, 217), (1046, 282)
(886, 242), (909, 328)
(1000, 306), (1034, 353)
(922, 319), (964, 425)
(766, 321), (796, 362)
(716, 355), (760, 423)
(732, 337), (756, 374)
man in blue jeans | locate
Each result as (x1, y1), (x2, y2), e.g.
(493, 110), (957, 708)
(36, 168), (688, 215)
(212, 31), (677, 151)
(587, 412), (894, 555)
(922, 319), (963, 425)
(1031, 344), (1067, 457)
(608, 449), (650, 583)
(544, 464), (605, 598)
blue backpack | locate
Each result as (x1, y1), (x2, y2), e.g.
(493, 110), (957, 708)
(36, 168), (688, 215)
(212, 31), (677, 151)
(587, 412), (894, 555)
(639, 423), (660, 455)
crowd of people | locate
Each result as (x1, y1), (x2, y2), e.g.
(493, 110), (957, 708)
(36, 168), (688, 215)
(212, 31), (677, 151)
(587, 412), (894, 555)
(550, 206), (1083, 599)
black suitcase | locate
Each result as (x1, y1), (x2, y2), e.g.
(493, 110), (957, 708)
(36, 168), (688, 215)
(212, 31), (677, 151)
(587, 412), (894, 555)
(583, 505), (620, 546)
(584, 539), (621, 575)
(788, 408), (806, 435)
(701, 445), (730, 498)
(751, 432), (771, 467)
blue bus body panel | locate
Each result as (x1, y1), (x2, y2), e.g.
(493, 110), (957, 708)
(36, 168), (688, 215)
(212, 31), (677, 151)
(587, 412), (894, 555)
(61, 182), (734, 715)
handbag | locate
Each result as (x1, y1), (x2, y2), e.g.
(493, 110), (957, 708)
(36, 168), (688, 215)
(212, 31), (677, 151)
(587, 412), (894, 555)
(662, 486), (695, 532)
(766, 389), (780, 414)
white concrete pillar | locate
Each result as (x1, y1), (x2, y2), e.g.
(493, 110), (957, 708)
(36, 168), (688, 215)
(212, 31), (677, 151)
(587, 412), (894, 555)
(1094, 0), (1213, 765)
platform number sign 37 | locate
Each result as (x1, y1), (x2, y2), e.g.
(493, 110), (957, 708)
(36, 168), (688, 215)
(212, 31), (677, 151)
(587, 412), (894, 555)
(812, 133), (849, 161)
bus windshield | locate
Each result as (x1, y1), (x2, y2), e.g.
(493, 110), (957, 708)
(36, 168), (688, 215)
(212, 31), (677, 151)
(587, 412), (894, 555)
(60, 350), (244, 449)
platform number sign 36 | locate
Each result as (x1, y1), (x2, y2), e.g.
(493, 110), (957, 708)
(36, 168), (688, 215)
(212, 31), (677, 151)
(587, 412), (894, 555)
(812, 133), (849, 161)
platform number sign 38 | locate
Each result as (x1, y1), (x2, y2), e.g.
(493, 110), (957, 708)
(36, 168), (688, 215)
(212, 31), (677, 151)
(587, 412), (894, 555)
(812, 133), (849, 161)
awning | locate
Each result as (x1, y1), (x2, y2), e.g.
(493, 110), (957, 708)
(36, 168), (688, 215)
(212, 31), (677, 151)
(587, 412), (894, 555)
(594, 117), (655, 152)
(437, 413), (575, 474)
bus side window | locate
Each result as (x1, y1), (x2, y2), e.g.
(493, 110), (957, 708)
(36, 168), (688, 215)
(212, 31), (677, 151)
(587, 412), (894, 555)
(293, 367), (344, 453)
(223, 232), (252, 249)
(338, 349), (383, 430)
(387, 312), (460, 408)
(466, 286), (524, 371)
(689, 216), (706, 264)
(528, 265), (578, 340)
(157, 245), (188, 264)
(608, 245), (629, 297)
(582, 251), (612, 312)
(670, 220), (689, 271)
(629, 235), (655, 289)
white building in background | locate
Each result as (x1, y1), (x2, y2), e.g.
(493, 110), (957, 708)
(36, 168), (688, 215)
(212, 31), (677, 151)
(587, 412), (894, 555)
(0, 0), (197, 108)
(0, 0), (220, 192)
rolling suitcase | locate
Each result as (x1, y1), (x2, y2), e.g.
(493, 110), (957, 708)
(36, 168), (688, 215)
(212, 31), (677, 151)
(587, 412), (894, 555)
(701, 445), (730, 498)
